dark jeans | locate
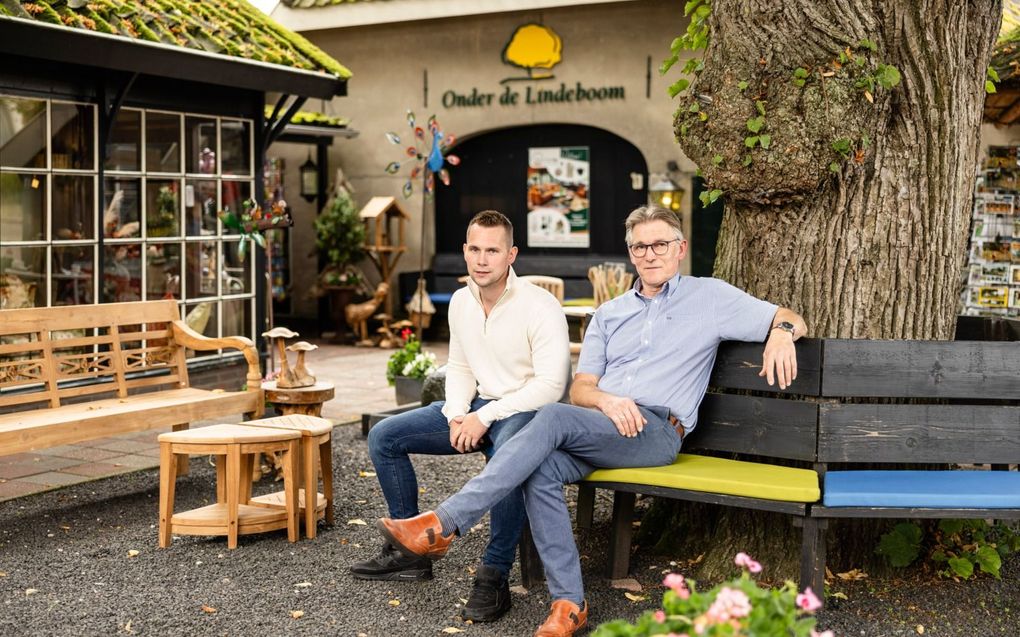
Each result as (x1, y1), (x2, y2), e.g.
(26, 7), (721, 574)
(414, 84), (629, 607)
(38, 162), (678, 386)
(367, 398), (536, 575)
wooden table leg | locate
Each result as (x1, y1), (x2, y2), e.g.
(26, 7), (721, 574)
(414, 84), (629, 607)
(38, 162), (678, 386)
(302, 437), (317, 539)
(158, 443), (177, 548)
(215, 455), (226, 504)
(283, 440), (300, 543)
(171, 424), (190, 476)
(319, 436), (334, 526)
(226, 444), (241, 549)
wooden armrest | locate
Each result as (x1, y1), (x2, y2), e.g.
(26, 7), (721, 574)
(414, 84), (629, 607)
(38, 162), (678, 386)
(171, 320), (263, 400)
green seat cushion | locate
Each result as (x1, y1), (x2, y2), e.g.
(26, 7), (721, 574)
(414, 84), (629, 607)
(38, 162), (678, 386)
(562, 297), (596, 307)
(583, 454), (820, 503)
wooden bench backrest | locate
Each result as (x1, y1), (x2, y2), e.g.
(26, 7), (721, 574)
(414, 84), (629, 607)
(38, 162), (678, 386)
(688, 339), (823, 462)
(0, 300), (188, 410)
(817, 339), (1020, 464)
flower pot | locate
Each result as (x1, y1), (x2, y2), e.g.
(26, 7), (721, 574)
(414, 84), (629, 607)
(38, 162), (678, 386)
(394, 375), (425, 405)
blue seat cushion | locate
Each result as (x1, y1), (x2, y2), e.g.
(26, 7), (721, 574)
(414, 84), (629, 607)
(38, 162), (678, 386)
(428, 292), (453, 305)
(824, 470), (1020, 508)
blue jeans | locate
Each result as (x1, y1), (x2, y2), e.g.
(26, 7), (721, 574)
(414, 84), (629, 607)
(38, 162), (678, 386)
(367, 398), (536, 575)
(435, 402), (682, 604)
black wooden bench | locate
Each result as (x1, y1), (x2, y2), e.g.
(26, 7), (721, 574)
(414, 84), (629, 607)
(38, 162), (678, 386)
(577, 334), (1020, 597)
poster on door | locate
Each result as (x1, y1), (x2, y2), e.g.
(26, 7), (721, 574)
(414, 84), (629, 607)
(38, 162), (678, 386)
(527, 146), (590, 248)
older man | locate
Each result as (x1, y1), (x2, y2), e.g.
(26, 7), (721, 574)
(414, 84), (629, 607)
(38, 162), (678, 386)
(352, 210), (570, 624)
(375, 205), (807, 637)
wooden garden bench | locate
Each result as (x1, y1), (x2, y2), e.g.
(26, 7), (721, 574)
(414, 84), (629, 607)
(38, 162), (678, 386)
(575, 336), (1020, 597)
(0, 300), (263, 458)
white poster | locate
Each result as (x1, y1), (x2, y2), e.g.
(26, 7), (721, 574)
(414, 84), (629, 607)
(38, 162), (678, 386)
(527, 146), (590, 248)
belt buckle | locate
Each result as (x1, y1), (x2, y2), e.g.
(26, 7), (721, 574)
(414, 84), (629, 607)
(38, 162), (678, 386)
(668, 414), (684, 440)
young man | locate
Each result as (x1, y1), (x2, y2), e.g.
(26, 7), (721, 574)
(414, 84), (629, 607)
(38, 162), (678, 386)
(374, 205), (808, 637)
(351, 210), (571, 624)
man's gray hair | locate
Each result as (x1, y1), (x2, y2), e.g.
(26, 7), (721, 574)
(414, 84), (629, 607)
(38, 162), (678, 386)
(624, 205), (685, 245)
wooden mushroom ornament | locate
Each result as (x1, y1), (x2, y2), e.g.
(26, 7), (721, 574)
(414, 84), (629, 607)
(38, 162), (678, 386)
(262, 326), (300, 387)
(286, 341), (318, 388)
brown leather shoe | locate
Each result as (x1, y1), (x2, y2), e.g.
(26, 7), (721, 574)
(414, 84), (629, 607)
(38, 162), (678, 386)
(534, 600), (588, 637)
(376, 511), (453, 560)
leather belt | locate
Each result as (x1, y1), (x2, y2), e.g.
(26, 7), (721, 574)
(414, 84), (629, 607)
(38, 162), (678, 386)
(668, 414), (685, 440)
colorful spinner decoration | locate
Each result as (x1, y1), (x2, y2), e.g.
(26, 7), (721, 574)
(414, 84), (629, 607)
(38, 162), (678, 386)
(218, 198), (292, 261)
(384, 110), (460, 199)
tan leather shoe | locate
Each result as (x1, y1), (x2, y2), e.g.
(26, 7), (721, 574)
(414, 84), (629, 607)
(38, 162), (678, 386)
(376, 511), (453, 560)
(534, 600), (588, 637)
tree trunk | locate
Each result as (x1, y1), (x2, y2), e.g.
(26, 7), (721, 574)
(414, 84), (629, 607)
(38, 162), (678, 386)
(647, 1), (1003, 584)
(679, 0), (1001, 339)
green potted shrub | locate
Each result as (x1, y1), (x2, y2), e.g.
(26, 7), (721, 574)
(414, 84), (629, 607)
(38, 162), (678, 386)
(314, 187), (367, 330)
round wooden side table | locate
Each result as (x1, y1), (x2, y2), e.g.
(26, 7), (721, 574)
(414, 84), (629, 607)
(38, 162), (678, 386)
(262, 380), (335, 417)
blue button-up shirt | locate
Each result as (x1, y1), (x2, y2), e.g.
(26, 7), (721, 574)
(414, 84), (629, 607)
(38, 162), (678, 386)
(577, 273), (777, 433)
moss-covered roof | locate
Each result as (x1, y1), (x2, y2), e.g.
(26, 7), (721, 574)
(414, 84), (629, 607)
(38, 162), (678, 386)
(264, 105), (350, 128)
(0, 0), (351, 79)
(280, 0), (372, 8)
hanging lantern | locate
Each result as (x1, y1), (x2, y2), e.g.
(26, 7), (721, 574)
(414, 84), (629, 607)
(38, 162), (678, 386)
(299, 154), (318, 202)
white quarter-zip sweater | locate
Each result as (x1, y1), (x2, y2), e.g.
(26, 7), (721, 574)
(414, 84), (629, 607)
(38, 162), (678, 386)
(441, 267), (571, 427)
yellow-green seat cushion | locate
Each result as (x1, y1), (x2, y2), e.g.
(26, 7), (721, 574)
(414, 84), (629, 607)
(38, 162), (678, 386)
(562, 297), (596, 307)
(583, 454), (820, 503)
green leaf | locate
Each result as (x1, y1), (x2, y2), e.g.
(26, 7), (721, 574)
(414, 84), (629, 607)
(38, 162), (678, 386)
(684, 0), (703, 17)
(742, 154), (753, 167)
(712, 154), (723, 166)
(237, 237), (248, 262)
(670, 37), (684, 53)
(829, 161), (841, 173)
(948, 557), (974, 579)
(708, 188), (723, 203)
(986, 80), (997, 94)
(682, 58), (702, 74)
(988, 66), (1000, 82)
(793, 67), (809, 79)
(737, 80), (749, 91)
(695, 4), (710, 19)
(667, 78), (690, 98)
(858, 38), (877, 52)
(793, 79), (806, 88)
(755, 100), (766, 116)
(932, 549), (948, 562)
(876, 523), (922, 567)
(688, 102), (700, 113)
(939, 519), (966, 536)
(660, 55), (679, 75)
(839, 52), (848, 64)
(831, 137), (852, 157)
(746, 116), (764, 133)
(699, 191), (711, 206)
(759, 134), (771, 149)
(875, 64), (901, 89)
(698, 112), (708, 122)
(744, 135), (759, 148)
(975, 546), (1002, 578)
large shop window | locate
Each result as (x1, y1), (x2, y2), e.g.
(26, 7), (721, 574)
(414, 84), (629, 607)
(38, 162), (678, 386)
(0, 96), (256, 354)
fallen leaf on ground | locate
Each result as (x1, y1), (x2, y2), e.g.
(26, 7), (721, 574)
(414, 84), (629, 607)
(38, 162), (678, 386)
(0, 571), (7, 577)
(624, 592), (647, 602)
(836, 568), (868, 580)
(441, 628), (464, 634)
(295, 582), (312, 588)
(290, 610), (304, 619)
(25, 589), (39, 596)
(201, 605), (216, 614)
(916, 626), (925, 635)
(354, 499), (368, 504)
(123, 620), (133, 633)
(347, 519), (367, 525)
(358, 470), (376, 478)
(59, 525), (71, 531)
(127, 550), (140, 558)
(458, 598), (468, 605)
(830, 591), (849, 600)
(388, 599), (400, 606)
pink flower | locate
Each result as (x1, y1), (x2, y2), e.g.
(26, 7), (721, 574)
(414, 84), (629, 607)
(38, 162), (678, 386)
(653, 610), (666, 623)
(662, 573), (690, 599)
(705, 586), (752, 623)
(797, 587), (823, 612)
(810, 631), (835, 637)
(734, 551), (762, 574)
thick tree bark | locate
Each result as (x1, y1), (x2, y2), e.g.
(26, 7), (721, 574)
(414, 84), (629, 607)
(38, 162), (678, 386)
(646, 1), (1003, 584)
(678, 0), (1001, 339)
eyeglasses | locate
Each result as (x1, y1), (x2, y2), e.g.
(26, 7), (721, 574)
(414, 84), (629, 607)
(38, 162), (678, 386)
(627, 239), (681, 257)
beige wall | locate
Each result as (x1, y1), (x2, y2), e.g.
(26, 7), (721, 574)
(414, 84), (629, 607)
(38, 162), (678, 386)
(273, 0), (693, 316)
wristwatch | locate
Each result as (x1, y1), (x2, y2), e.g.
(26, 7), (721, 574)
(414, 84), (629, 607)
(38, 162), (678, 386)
(771, 321), (795, 337)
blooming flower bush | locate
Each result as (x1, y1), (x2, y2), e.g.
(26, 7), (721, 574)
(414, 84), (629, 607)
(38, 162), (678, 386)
(386, 329), (438, 385)
(593, 552), (834, 637)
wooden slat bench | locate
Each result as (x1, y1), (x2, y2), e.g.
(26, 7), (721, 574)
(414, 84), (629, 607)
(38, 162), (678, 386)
(0, 300), (263, 459)
(575, 336), (1020, 597)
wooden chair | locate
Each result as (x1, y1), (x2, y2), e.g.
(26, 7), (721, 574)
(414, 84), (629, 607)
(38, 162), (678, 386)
(519, 275), (565, 303)
(158, 424), (301, 549)
(588, 264), (633, 307)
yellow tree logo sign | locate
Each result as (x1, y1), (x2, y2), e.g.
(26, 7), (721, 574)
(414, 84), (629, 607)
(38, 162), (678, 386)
(502, 24), (562, 83)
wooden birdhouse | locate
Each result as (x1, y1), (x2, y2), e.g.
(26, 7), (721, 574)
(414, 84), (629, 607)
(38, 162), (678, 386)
(358, 196), (410, 315)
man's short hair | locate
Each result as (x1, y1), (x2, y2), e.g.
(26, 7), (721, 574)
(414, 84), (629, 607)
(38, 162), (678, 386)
(467, 210), (514, 246)
(624, 205), (685, 245)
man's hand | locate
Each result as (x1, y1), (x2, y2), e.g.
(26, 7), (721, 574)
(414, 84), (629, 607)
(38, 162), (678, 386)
(597, 394), (647, 438)
(449, 413), (487, 453)
(759, 330), (798, 390)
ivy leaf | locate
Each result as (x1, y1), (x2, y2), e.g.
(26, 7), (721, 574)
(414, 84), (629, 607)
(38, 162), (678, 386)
(744, 136), (760, 148)
(876, 523), (922, 567)
(708, 189), (722, 203)
(793, 67), (809, 79)
(668, 78), (690, 98)
(858, 38), (878, 52)
(988, 66), (1000, 82)
(712, 154), (723, 166)
(938, 520), (965, 536)
(875, 64), (901, 89)
(670, 37), (684, 53)
(755, 100), (766, 116)
(759, 134), (772, 149)
(975, 546), (1002, 578)
(683, 0), (703, 17)
(698, 112), (708, 122)
(689, 102), (700, 113)
(746, 117), (764, 133)
(742, 154), (753, 167)
(660, 55), (679, 75)
(986, 80), (997, 94)
(948, 557), (974, 579)
(829, 161), (841, 173)
(831, 137), (852, 157)
(737, 80), (749, 91)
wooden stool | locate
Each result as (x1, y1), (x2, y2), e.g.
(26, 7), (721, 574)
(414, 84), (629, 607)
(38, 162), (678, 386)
(240, 414), (335, 539)
(158, 424), (301, 549)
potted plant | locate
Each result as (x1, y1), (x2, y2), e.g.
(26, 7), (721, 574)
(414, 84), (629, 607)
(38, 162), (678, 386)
(313, 186), (367, 331)
(386, 328), (438, 404)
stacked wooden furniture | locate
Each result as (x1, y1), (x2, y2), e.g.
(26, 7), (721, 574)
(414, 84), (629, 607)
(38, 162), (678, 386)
(241, 414), (335, 539)
(158, 424), (301, 549)
(574, 337), (1020, 597)
(0, 300), (263, 462)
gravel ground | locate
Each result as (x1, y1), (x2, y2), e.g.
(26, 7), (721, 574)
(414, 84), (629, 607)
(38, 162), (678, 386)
(1, 423), (1017, 636)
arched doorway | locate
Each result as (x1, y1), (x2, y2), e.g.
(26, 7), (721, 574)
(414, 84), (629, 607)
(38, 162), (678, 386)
(432, 123), (648, 298)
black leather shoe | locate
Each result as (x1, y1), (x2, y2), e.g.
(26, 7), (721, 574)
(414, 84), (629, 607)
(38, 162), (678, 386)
(460, 564), (511, 622)
(350, 542), (433, 581)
